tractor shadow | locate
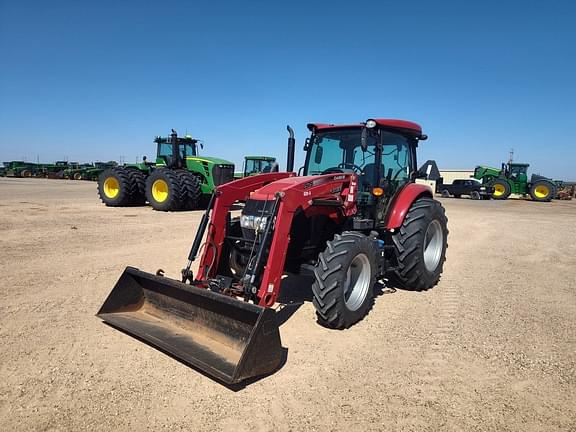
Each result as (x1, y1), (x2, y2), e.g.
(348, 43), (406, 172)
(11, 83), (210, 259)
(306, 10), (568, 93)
(274, 273), (399, 327)
(103, 323), (288, 392)
(275, 274), (314, 326)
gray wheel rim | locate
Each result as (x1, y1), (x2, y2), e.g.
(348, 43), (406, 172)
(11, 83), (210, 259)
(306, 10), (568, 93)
(343, 253), (371, 311)
(423, 220), (443, 272)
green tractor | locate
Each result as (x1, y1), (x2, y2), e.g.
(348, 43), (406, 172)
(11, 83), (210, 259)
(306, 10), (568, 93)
(82, 161), (118, 181)
(98, 130), (235, 211)
(63, 163), (94, 180)
(474, 162), (556, 202)
(41, 161), (76, 178)
(234, 156), (278, 179)
(3, 161), (39, 177)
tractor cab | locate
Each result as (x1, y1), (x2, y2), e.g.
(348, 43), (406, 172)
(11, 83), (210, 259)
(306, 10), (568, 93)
(243, 156), (278, 177)
(304, 119), (426, 224)
(507, 163), (529, 183)
(154, 130), (199, 169)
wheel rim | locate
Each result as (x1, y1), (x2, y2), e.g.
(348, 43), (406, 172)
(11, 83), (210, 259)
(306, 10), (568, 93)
(423, 220), (443, 272)
(152, 179), (169, 202)
(343, 253), (371, 311)
(534, 185), (549, 198)
(493, 183), (506, 197)
(103, 177), (120, 198)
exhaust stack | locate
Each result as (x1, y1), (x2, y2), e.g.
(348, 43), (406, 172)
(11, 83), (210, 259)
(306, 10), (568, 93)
(286, 125), (295, 172)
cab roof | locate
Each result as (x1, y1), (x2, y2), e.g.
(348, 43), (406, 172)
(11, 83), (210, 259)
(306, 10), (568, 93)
(307, 119), (423, 136)
(245, 156), (276, 161)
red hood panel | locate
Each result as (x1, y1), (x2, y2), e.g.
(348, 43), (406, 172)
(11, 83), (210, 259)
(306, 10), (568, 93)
(249, 174), (353, 201)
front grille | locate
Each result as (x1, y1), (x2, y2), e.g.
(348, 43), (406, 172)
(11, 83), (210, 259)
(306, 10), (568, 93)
(212, 164), (234, 186)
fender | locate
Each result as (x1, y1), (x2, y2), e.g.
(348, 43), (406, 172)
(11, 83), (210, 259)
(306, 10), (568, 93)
(385, 183), (433, 229)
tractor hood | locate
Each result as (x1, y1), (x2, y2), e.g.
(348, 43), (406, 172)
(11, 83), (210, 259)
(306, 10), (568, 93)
(241, 172), (357, 210)
(186, 156), (234, 166)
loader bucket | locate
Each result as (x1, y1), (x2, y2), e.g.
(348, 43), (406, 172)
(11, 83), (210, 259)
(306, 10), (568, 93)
(97, 267), (283, 384)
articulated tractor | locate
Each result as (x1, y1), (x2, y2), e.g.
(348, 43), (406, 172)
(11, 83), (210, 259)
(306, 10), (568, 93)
(97, 119), (449, 384)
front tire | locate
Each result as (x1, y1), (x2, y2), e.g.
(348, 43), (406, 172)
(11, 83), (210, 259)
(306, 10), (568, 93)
(441, 189), (450, 198)
(490, 179), (511, 200)
(98, 167), (142, 207)
(391, 197), (448, 291)
(312, 232), (376, 329)
(470, 190), (481, 200)
(145, 169), (184, 211)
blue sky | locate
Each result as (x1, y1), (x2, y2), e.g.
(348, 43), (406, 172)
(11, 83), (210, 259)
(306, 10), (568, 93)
(1, 0), (575, 179)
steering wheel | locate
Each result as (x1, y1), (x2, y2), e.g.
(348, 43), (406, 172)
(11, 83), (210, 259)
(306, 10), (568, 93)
(321, 163), (363, 175)
(338, 162), (364, 174)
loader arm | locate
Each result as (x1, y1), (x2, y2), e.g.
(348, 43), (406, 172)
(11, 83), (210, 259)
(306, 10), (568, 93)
(196, 172), (358, 307)
(195, 172), (295, 281)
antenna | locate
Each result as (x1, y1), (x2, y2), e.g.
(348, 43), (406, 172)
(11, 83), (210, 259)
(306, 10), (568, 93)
(508, 148), (514, 164)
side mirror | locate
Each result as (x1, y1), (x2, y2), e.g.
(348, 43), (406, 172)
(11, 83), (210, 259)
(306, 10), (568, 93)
(200, 143), (204, 149)
(360, 128), (368, 151)
(314, 146), (323, 164)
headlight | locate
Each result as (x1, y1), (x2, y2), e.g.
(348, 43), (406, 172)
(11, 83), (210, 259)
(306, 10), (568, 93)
(240, 214), (268, 231)
(365, 119), (377, 129)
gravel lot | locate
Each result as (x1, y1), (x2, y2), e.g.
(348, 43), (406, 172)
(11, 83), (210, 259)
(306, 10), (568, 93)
(0, 177), (575, 431)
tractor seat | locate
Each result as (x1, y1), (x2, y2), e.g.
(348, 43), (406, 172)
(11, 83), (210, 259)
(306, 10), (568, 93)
(359, 163), (385, 189)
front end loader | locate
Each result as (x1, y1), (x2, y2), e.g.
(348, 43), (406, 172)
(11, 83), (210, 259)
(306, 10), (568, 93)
(97, 119), (449, 384)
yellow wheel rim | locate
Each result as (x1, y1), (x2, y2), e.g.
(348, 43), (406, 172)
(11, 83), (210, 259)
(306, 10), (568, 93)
(152, 179), (169, 203)
(493, 183), (506, 197)
(103, 177), (120, 198)
(534, 185), (549, 199)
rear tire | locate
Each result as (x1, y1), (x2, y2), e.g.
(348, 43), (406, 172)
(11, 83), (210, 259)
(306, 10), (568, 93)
(98, 167), (142, 207)
(175, 170), (202, 210)
(73, 172), (83, 180)
(145, 169), (184, 211)
(470, 190), (481, 200)
(529, 180), (555, 202)
(125, 168), (147, 205)
(312, 232), (376, 329)
(490, 179), (511, 200)
(391, 197), (448, 291)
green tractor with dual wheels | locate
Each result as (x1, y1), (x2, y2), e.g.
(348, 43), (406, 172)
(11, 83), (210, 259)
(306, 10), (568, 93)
(98, 130), (235, 211)
(474, 162), (556, 202)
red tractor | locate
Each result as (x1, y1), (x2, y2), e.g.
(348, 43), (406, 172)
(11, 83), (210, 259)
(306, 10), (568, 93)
(97, 118), (448, 384)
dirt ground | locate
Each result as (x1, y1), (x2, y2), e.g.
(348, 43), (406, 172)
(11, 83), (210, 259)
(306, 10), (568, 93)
(0, 177), (575, 432)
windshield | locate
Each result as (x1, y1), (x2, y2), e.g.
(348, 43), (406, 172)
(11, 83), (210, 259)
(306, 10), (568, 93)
(306, 128), (412, 188)
(245, 159), (275, 175)
(157, 142), (197, 159)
